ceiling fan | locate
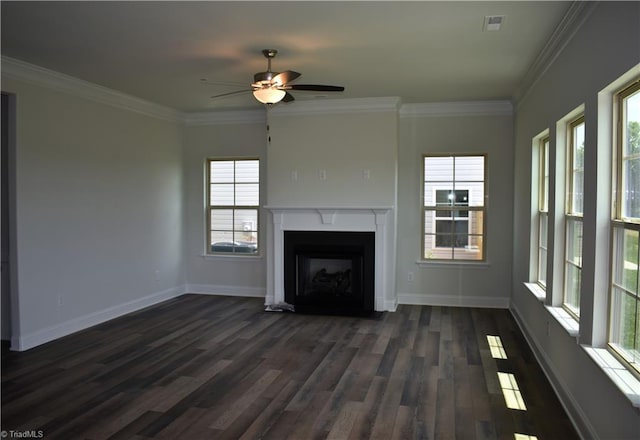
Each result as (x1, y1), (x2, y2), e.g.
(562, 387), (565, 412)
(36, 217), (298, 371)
(210, 49), (345, 105)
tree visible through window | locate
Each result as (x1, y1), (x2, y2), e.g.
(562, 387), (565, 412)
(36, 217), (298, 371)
(423, 155), (486, 261)
(609, 80), (640, 374)
(207, 159), (259, 254)
(564, 116), (584, 318)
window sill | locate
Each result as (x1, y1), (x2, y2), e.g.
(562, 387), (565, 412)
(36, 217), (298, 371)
(524, 282), (546, 302)
(582, 346), (640, 408)
(416, 260), (491, 269)
(545, 305), (580, 338)
(523, 283), (579, 337)
(200, 254), (263, 262)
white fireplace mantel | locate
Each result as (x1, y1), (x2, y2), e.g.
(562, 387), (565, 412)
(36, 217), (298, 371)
(265, 206), (397, 312)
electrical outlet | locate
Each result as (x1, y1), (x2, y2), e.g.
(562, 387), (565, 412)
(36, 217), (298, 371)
(291, 170), (298, 181)
(363, 169), (371, 180)
(319, 169), (327, 180)
(57, 294), (64, 307)
(408, 271), (414, 282)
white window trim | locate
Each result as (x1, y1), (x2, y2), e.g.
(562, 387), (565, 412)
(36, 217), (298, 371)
(421, 154), (487, 262)
(206, 158), (261, 257)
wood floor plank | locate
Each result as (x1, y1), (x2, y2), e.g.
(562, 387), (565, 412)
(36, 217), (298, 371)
(1, 295), (580, 440)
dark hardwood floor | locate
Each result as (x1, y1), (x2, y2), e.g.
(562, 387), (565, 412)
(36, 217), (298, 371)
(1, 295), (578, 440)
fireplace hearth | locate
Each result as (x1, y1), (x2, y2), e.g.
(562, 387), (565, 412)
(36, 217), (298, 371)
(284, 231), (375, 316)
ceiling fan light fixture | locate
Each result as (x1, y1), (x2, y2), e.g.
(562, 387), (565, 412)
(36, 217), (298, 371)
(253, 87), (286, 104)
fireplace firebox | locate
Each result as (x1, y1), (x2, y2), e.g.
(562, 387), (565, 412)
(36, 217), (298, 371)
(284, 231), (375, 316)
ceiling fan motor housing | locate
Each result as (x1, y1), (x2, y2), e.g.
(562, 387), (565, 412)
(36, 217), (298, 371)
(253, 71), (277, 84)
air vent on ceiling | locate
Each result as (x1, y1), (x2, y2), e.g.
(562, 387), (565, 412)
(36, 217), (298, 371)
(483, 15), (505, 31)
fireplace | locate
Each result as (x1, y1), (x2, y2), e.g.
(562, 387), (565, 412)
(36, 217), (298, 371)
(266, 207), (396, 312)
(284, 231), (375, 315)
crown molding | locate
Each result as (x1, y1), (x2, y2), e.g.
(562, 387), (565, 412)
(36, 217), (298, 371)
(183, 109), (266, 126)
(514, 1), (599, 108)
(399, 100), (513, 118)
(1, 56), (513, 124)
(269, 96), (402, 116)
(1, 56), (182, 122)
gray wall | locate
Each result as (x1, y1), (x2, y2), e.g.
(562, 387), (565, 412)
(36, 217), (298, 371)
(397, 111), (514, 307)
(267, 103), (398, 208)
(182, 117), (267, 297)
(1, 76), (184, 349)
(511, 2), (640, 438)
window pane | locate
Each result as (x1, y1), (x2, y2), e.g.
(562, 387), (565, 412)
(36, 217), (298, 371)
(540, 213), (548, 244)
(211, 209), (233, 231)
(436, 209), (453, 219)
(453, 233), (469, 247)
(436, 220), (453, 235)
(614, 228), (639, 292)
(454, 156), (484, 182)
(236, 160), (259, 183)
(211, 231), (234, 247)
(623, 89), (640, 157)
(538, 212), (548, 286)
(210, 161), (234, 183)
(564, 218), (583, 317)
(424, 210), (435, 234)
(436, 190), (453, 206)
(233, 209), (258, 232)
(235, 183), (259, 206)
(623, 157), (640, 219)
(571, 170), (584, 214)
(468, 183), (485, 207)
(566, 219), (583, 266)
(570, 121), (585, 215)
(541, 138), (549, 212)
(538, 248), (547, 286)
(565, 264), (581, 317)
(469, 210), (484, 235)
(211, 184), (234, 205)
(610, 287), (640, 365)
(425, 156), (454, 181)
(453, 243), (483, 261)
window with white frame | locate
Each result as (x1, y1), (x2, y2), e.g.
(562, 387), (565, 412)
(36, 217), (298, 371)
(609, 79), (640, 374)
(538, 136), (550, 287)
(423, 155), (486, 261)
(207, 159), (259, 255)
(564, 116), (585, 318)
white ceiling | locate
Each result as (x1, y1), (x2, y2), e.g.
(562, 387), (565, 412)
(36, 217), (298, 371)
(1, 1), (573, 113)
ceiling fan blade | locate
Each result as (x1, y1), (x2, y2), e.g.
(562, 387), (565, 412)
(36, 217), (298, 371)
(282, 92), (295, 103)
(210, 89), (250, 99)
(287, 84), (345, 92)
(273, 70), (301, 85)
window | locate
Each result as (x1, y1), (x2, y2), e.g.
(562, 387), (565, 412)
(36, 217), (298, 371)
(538, 136), (550, 287)
(609, 80), (640, 374)
(207, 159), (259, 254)
(564, 117), (584, 318)
(423, 155), (486, 261)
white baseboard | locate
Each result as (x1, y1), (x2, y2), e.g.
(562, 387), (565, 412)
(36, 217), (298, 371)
(12, 285), (185, 351)
(383, 298), (398, 312)
(185, 284), (266, 298)
(398, 292), (510, 309)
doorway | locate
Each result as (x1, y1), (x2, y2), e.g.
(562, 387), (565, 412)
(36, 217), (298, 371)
(1, 92), (12, 341)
